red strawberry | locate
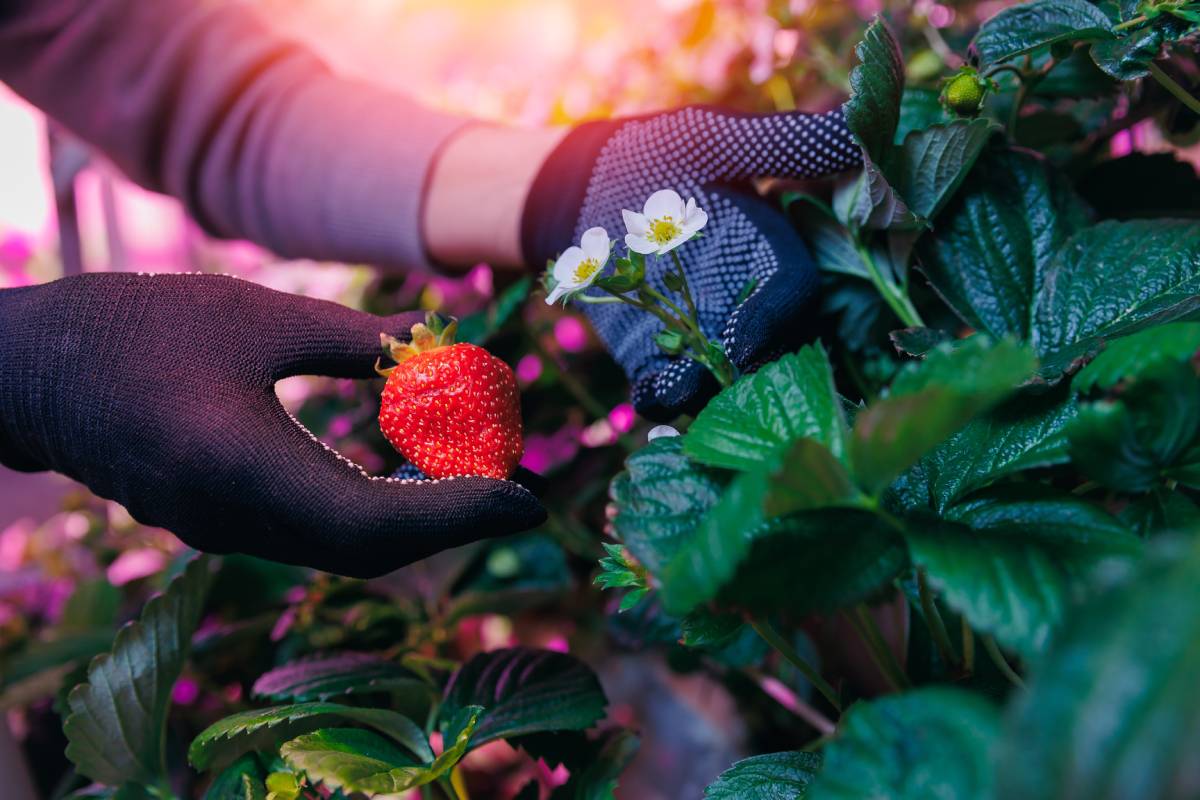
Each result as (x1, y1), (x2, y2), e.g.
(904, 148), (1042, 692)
(377, 314), (523, 480)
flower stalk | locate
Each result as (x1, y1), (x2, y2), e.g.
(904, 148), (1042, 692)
(545, 189), (736, 389)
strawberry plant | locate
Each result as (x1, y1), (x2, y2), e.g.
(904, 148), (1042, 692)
(5, 3), (1200, 799)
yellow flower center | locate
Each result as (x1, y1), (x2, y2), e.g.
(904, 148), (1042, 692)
(647, 216), (683, 245)
(573, 258), (601, 283)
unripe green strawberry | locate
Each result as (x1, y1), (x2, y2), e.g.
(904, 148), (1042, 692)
(942, 70), (987, 116)
(377, 315), (523, 480)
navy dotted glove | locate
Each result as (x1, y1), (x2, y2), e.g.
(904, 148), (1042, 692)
(522, 106), (861, 420)
(0, 274), (545, 578)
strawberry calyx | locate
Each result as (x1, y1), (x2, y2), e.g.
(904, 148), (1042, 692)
(375, 312), (459, 377)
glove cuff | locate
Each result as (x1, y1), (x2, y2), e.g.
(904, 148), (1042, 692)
(519, 119), (621, 271)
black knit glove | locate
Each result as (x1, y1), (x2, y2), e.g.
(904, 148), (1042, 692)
(0, 274), (545, 578)
(522, 106), (861, 420)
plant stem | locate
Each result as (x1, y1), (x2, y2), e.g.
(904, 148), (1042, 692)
(744, 667), (836, 735)
(917, 569), (959, 670)
(1114, 13), (1148, 31)
(749, 618), (842, 712)
(983, 635), (1026, 689)
(438, 777), (463, 800)
(854, 239), (924, 328)
(670, 250), (701, 326)
(848, 604), (911, 691)
(1148, 61), (1200, 116)
(961, 616), (976, 675)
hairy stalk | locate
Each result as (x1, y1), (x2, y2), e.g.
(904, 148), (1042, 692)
(983, 635), (1026, 689)
(749, 618), (843, 712)
(848, 604), (911, 690)
(854, 239), (924, 328)
(1114, 13), (1148, 31)
(918, 569), (960, 670)
(670, 250), (701, 325)
(1148, 62), (1200, 116)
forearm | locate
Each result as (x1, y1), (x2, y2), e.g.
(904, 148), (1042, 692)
(423, 124), (568, 270)
(0, 0), (466, 271)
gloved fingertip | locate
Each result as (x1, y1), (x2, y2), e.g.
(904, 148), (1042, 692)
(633, 360), (718, 422)
(510, 466), (548, 497)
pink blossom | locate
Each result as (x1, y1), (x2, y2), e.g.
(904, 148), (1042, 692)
(608, 403), (636, 434)
(172, 677), (201, 705)
(543, 635), (570, 653)
(327, 415), (353, 438)
(580, 418), (617, 448)
(516, 354), (544, 385)
(520, 424), (582, 473)
(106, 548), (167, 586)
(553, 317), (589, 353)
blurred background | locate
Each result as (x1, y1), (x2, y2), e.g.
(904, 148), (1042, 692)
(3, 1), (1197, 798)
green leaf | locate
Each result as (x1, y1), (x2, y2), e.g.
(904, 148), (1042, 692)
(1032, 220), (1200, 376)
(203, 755), (267, 800)
(834, 156), (919, 231)
(917, 148), (1090, 340)
(1073, 321), (1200, 393)
(704, 752), (821, 800)
(447, 534), (573, 620)
(1119, 486), (1200, 537)
(457, 277), (532, 345)
(973, 0), (1114, 66)
(844, 16), (905, 161)
(609, 437), (725, 574)
(251, 653), (426, 704)
(808, 688), (1000, 800)
(685, 345), (848, 471)
(895, 87), (952, 142)
(886, 120), (999, 221)
(764, 438), (861, 517)
(895, 393), (1078, 513)
(438, 648), (607, 747)
(63, 556), (214, 787)
(57, 579), (121, 634)
(1067, 359), (1200, 491)
(189, 703), (433, 771)
(997, 538), (1200, 799)
(680, 609), (745, 650)
(717, 509), (908, 616)
(551, 730), (640, 800)
(905, 488), (1140, 657)
(280, 727), (438, 796)
(1090, 14), (1195, 79)
(658, 469), (770, 615)
(851, 337), (1039, 495)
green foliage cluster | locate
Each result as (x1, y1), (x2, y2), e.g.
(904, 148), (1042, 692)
(10, 3), (1200, 799)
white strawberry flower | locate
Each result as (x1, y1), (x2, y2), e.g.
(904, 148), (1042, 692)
(622, 189), (708, 256)
(546, 226), (612, 305)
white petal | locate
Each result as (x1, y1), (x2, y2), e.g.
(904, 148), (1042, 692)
(622, 209), (649, 236)
(546, 284), (570, 305)
(680, 210), (708, 238)
(684, 197), (697, 218)
(625, 233), (658, 255)
(643, 189), (685, 221)
(647, 424), (680, 441)
(552, 247), (585, 286)
(657, 236), (687, 255)
(580, 227), (611, 263)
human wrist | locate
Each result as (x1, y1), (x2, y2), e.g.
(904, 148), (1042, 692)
(422, 123), (569, 271)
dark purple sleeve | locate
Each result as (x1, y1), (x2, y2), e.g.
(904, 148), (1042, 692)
(0, 0), (468, 270)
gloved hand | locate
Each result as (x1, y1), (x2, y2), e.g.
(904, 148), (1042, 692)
(0, 274), (545, 578)
(521, 106), (861, 420)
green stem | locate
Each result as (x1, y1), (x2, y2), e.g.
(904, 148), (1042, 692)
(1148, 61), (1200, 116)
(854, 239), (924, 328)
(437, 777), (463, 800)
(961, 616), (976, 675)
(527, 334), (610, 421)
(917, 569), (959, 670)
(983, 635), (1026, 689)
(749, 618), (842, 712)
(670, 250), (700, 325)
(642, 285), (700, 338)
(1114, 13), (1148, 31)
(848, 604), (911, 691)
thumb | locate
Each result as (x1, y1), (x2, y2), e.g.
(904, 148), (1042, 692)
(224, 398), (545, 578)
(267, 291), (426, 380)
